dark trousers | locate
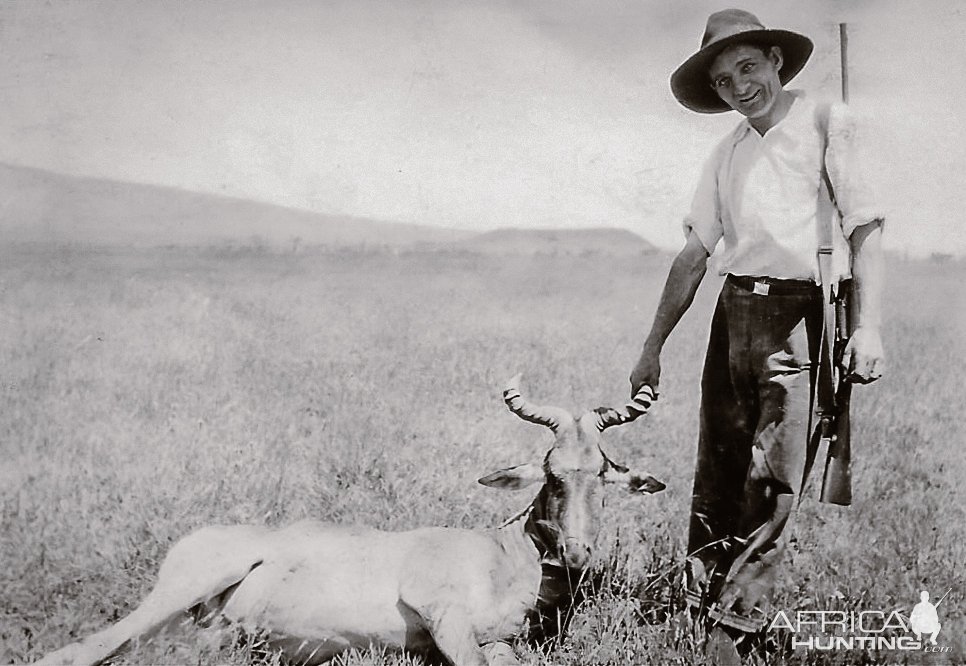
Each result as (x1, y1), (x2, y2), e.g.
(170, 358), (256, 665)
(686, 277), (823, 632)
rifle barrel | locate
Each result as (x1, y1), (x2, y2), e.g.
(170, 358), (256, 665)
(839, 22), (849, 104)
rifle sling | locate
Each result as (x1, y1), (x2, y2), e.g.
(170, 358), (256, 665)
(815, 101), (839, 421)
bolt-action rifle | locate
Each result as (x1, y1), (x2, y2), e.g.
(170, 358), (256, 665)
(814, 93), (853, 506)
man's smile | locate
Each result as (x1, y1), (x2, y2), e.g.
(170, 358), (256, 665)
(738, 90), (762, 105)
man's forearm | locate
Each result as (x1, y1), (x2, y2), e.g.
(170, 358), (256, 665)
(849, 220), (883, 330)
(644, 234), (709, 351)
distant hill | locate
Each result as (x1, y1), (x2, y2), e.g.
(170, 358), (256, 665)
(461, 227), (658, 256)
(0, 163), (664, 256)
(0, 163), (470, 249)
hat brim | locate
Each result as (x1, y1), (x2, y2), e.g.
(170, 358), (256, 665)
(670, 29), (814, 114)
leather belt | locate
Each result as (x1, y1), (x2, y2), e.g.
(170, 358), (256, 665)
(726, 274), (821, 296)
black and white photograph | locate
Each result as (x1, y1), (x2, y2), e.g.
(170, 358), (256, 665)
(1, 1), (963, 664)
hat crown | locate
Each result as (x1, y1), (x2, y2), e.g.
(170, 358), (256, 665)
(700, 8), (767, 49)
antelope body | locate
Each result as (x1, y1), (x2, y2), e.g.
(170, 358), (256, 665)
(36, 376), (663, 666)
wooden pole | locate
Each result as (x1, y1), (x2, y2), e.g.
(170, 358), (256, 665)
(839, 22), (849, 103)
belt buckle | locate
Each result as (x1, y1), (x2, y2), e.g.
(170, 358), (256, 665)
(752, 280), (770, 296)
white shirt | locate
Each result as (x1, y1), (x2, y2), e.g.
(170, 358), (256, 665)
(684, 91), (884, 282)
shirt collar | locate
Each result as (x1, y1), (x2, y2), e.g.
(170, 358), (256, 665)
(735, 89), (807, 142)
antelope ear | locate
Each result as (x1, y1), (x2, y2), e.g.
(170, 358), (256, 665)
(603, 466), (666, 494)
(478, 463), (544, 489)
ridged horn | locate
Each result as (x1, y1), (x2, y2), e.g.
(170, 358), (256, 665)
(503, 374), (573, 432)
(593, 385), (657, 431)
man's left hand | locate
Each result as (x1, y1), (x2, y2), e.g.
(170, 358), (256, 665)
(842, 326), (885, 384)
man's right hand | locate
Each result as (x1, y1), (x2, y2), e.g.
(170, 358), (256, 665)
(630, 346), (661, 397)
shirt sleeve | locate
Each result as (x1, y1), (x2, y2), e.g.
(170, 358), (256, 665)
(825, 103), (886, 237)
(682, 145), (724, 254)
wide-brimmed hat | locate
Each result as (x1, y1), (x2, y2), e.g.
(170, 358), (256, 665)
(670, 9), (814, 114)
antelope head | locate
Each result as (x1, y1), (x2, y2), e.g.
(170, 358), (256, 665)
(479, 374), (665, 570)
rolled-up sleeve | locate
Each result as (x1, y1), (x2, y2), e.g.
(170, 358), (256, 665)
(825, 104), (886, 237)
(683, 148), (724, 254)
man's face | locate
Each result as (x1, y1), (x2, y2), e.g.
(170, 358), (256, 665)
(709, 44), (784, 120)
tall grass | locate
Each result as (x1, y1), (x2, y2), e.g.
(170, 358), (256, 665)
(1, 245), (962, 665)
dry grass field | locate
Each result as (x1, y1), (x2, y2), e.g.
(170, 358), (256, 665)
(1, 244), (963, 665)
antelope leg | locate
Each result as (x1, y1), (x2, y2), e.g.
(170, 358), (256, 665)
(400, 601), (488, 666)
(35, 526), (264, 666)
(481, 641), (522, 665)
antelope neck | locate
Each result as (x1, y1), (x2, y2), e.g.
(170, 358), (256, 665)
(496, 487), (584, 618)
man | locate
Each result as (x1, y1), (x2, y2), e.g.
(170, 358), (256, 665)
(910, 591), (942, 645)
(629, 8), (885, 658)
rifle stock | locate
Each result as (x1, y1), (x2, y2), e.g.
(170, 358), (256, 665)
(820, 281), (853, 506)
(820, 381), (852, 505)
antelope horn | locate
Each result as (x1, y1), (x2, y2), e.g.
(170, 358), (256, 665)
(593, 385), (657, 431)
(503, 374), (573, 432)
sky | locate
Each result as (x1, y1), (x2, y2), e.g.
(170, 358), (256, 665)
(2, 0), (964, 255)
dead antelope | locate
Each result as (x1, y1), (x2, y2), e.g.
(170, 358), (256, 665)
(36, 375), (664, 666)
